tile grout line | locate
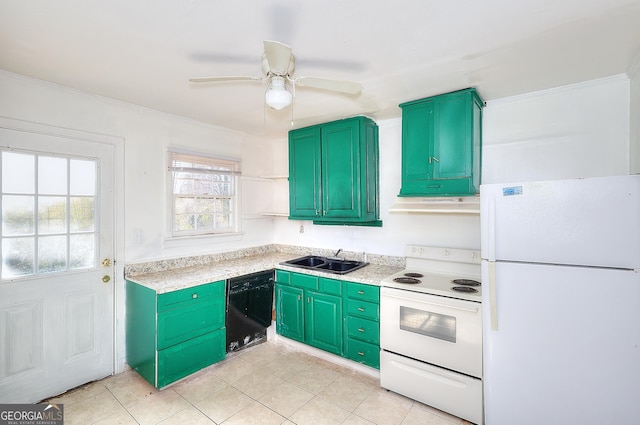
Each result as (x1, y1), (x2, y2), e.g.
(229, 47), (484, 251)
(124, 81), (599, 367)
(105, 385), (142, 424)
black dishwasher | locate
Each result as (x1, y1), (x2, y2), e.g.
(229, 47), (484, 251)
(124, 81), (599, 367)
(226, 269), (275, 352)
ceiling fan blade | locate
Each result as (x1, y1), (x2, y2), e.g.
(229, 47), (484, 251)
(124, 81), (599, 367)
(295, 76), (362, 95)
(189, 76), (263, 83)
(263, 40), (293, 75)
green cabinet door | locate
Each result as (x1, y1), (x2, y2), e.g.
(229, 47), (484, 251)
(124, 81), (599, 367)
(157, 328), (225, 388)
(399, 88), (483, 197)
(321, 119), (362, 220)
(288, 116), (380, 225)
(305, 290), (343, 355)
(289, 126), (322, 219)
(275, 284), (304, 342)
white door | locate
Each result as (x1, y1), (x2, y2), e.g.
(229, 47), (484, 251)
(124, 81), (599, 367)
(0, 127), (115, 403)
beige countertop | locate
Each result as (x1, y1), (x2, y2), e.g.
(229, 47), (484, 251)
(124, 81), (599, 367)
(126, 251), (403, 294)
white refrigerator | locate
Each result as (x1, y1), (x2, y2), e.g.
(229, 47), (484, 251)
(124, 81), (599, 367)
(480, 175), (640, 425)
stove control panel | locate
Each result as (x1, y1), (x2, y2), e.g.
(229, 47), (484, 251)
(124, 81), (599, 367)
(406, 245), (480, 265)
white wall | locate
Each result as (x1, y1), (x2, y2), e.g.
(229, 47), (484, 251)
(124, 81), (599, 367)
(482, 75), (630, 183)
(0, 71), (632, 262)
(0, 70), (278, 263)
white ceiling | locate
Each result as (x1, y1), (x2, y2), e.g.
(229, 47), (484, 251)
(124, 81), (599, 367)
(1, 0), (640, 138)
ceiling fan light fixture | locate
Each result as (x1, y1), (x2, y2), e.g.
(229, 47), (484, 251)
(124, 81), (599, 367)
(265, 76), (292, 110)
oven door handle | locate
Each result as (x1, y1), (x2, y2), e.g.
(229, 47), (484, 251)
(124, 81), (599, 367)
(383, 293), (479, 313)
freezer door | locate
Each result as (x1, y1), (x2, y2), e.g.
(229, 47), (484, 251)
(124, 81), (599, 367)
(480, 175), (640, 269)
(481, 260), (640, 425)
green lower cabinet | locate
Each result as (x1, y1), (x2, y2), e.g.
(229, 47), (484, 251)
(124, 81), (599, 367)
(275, 284), (305, 342)
(275, 272), (343, 356)
(343, 282), (380, 369)
(276, 270), (379, 369)
(126, 280), (227, 388)
(305, 290), (343, 355)
(157, 328), (225, 388)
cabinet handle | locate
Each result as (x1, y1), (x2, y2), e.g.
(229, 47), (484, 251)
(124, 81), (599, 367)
(357, 327), (365, 333)
(192, 293), (198, 299)
(358, 307), (365, 312)
(428, 156), (440, 164)
(357, 290), (365, 295)
(297, 295), (301, 301)
(358, 351), (365, 356)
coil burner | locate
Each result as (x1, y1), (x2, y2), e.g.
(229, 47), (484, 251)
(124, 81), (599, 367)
(451, 286), (479, 293)
(451, 279), (481, 286)
(393, 277), (421, 284)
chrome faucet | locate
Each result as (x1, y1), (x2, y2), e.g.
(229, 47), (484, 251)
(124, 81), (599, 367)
(329, 248), (345, 261)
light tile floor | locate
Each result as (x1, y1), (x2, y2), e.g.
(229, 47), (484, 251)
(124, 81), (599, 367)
(46, 341), (473, 425)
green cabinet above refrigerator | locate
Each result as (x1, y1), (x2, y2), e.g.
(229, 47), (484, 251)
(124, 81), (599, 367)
(399, 88), (483, 197)
(288, 116), (381, 226)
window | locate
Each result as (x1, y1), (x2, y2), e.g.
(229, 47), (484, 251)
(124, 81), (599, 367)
(1, 149), (98, 279)
(168, 150), (240, 237)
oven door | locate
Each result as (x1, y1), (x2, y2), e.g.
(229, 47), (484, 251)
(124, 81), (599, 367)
(380, 286), (482, 378)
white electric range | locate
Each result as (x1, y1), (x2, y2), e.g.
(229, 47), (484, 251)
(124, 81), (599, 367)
(380, 245), (484, 425)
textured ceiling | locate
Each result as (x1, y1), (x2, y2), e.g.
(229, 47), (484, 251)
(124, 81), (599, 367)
(1, 0), (640, 138)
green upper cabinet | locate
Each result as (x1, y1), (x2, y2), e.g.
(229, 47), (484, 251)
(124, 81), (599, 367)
(288, 116), (381, 226)
(399, 88), (483, 197)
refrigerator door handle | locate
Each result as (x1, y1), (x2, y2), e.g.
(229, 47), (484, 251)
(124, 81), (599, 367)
(488, 261), (498, 331)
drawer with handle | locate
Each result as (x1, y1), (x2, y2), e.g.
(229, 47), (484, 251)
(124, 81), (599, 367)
(345, 337), (380, 369)
(157, 280), (225, 312)
(346, 298), (379, 321)
(346, 282), (380, 303)
(346, 316), (379, 344)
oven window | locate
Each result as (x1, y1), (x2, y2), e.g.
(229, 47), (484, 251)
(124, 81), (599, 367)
(400, 306), (456, 343)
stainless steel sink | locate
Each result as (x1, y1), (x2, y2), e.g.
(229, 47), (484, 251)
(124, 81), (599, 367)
(281, 255), (368, 275)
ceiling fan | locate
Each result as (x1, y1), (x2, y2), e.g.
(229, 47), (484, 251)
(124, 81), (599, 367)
(189, 40), (362, 110)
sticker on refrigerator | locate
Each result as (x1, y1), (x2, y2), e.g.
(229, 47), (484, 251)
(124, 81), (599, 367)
(502, 186), (523, 196)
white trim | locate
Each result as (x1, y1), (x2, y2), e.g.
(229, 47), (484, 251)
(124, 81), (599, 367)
(167, 147), (241, 163)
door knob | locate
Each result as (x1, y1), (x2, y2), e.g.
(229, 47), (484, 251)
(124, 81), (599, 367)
(102, 275), (111, 283)
(101, 259), (112, 267)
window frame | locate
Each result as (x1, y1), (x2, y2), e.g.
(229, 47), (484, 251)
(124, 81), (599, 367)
(167, 149), (241, 238)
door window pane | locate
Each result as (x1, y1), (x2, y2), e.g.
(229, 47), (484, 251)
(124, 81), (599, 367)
(38, 196), (67, 234)
(38, 235), (67, 273)
(70, 197), (95, 232)
(70, 234), (94, 269)
(70, 159), (96, 196)
(38, 156), (67, 195)
(2, 195), (35, 236)
(2, 152), (35, 194)
(2, 237), (34, 277)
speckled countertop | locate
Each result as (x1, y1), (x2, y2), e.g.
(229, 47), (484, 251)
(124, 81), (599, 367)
(125, 246), (404, 294)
